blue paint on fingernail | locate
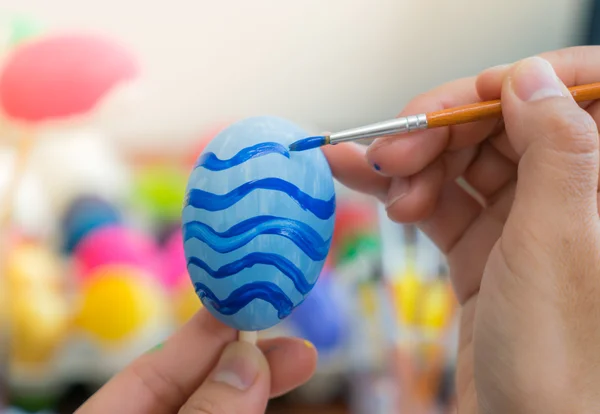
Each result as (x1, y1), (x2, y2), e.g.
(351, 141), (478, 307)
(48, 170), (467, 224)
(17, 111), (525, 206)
(373, 163), (381, 171)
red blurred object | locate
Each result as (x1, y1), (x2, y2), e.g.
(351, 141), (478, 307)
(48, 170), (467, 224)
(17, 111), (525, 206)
(0, 33), (139, 123)
(331, 200), (378, 251)
(186, 123), (229, 168)
(319, 254), (334, 277)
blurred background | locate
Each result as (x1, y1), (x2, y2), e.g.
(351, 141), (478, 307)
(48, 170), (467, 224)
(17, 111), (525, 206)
(0, 0), (596, 412)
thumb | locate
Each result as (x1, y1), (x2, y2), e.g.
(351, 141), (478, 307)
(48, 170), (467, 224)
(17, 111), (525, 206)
(180, 341), (270, 414)
(502, 56), (599, 231)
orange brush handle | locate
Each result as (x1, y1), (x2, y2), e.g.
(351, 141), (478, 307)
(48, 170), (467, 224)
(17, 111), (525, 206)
(426, 82), (600, 128)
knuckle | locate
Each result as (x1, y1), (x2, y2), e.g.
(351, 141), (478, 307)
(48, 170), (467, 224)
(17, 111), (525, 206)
(545, 107), (599, 156)
(129, 357), (186, 410)
(180, 395), (227, 414)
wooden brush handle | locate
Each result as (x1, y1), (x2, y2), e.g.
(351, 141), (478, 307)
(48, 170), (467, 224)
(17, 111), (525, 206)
(426, 82), (600, 129)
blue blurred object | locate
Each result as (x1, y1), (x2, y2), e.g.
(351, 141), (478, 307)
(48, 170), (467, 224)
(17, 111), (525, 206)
(182, 116), (336, 331)
(288, 274), (349, 354)
(61, 195), (121, 253)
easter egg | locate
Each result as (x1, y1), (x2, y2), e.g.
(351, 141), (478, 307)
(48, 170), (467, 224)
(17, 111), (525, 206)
(60, 195), (121, 253)
(73, 225), (160, 281)
(75, 266), (166, 343)
(5, 242), (68, 365)
(6, 242), (63, 292)
(10, 290), (69, 365)
(30, 130), (132, 217)
(182, 116), (336, 331)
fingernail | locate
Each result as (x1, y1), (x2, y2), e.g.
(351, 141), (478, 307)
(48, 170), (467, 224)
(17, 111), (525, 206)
(211, 343), (259, 391)
(372, 162), (389, 176)
(511, 57), (566, 102)
(385, 177), (410, 209)
(263, 345), (279, 354)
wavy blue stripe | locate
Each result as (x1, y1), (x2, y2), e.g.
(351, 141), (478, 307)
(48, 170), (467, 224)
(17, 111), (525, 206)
(187, 252), (313, 295)
(183, 215), (330, 261)
(195, 142), (289, 171)
(185, 178), (335, 220)
(194, 281), (294, 319)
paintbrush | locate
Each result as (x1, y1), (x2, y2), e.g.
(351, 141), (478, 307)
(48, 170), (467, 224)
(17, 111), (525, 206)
(289, 81), (600, 152)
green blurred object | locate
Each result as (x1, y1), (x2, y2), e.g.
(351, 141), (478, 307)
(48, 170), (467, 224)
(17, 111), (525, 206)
(1, 14), (43, 47)
(336, 232), (380, 264)
(9, 15), (43, 46)
(133, 166), (188, 223)
(9, 391), (58, 412)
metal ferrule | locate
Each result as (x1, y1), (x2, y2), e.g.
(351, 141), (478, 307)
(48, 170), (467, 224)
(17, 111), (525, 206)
(328, 113), (428, 144)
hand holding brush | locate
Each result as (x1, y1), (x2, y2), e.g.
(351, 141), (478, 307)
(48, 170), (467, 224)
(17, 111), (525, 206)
(319, 49), (600, 413)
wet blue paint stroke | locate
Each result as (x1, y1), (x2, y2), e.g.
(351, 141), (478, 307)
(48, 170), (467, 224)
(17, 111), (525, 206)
(194, 281), (295, 319)
(195, 142), (290, 171)
(187, 252), (313, 294)
(288, 136), (327, 152)
(183, 216), (330, 261)
(185, 178), (335, 220)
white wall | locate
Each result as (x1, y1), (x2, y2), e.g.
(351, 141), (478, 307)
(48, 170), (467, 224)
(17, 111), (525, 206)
(2, 0), (590, 149)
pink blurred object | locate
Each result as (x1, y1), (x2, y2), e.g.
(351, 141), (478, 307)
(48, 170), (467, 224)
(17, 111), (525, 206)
(73, 225), (160, 282)
(160, 229), (188, 291)
(0, 32), (139, 123)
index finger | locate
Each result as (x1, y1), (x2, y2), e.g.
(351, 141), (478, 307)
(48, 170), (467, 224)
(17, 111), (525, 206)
(76, 310), (235, 414)
(76, 309), (317, 414)
(321, 77), (494, 197)
(321, 142), (390, 202)
(477, 46), (600, 100)
(365, 76), (500, 178)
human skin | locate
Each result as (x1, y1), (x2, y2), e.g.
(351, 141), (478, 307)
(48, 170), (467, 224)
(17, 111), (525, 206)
(76, 310), (317, 414)
(77, 46), (600, 414)
(322, 47), (600, 413)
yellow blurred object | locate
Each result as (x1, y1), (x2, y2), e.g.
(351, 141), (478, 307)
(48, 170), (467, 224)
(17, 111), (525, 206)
(75, 266), (165, 343)
(420, 280), (453, 330)
(172, 280), (203, 325)
(0, 254), (8, 338)
(4, 241), (69, 366)
(357, 283), (377, 317)
(10, 290), (69, 365)
(6, 242), (63, 292)
(392, 267), (423, 325)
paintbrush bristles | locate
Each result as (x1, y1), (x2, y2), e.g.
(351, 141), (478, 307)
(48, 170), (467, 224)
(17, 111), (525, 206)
(288, 135), (329, 152)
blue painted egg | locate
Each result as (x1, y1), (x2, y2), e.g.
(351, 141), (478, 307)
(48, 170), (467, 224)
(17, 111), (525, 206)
(182, 116), (336, 331)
